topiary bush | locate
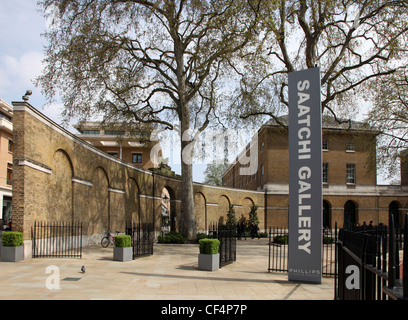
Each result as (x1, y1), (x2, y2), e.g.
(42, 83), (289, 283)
(199, 238), (220, 254)
(114, 234), (132, 247)
(2, 231), (24, 247)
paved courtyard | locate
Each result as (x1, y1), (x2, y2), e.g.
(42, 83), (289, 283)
(0, 238), (334, 300)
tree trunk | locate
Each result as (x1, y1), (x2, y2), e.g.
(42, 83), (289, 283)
(179, 100), (196, 240)
(173, 23), (196, 240)
(180, 145), (196, 240)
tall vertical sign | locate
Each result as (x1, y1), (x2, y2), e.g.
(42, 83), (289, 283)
(288, 67), (322, 283)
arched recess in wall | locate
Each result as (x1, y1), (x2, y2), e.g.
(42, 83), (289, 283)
(323, 200), (332, 229)
(217, 195), (230, 225)
(162, 186), (177, 232)
(89, 166), (110, 234)
(389, 201), (401, 229)
(126, 178), (140, 226)
(344, 200), (358, 229)
(194, 192), (207, 232)
(241, 197), (255, 222)
(49, 149), (74, 222)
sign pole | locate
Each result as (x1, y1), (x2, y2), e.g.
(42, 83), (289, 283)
(288, 67), (322, 283)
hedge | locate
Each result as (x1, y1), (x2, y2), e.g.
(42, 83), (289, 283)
(199, 238), (220, 254)
(114, 235), (132, 247)
(2, 231), (24, 247)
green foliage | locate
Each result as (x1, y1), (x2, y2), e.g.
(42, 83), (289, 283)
(2, 232), (23, 247)
(114, 235), (131, 247)
(273, 234), (288, 245)
(199, 238), (220, 254)
(323, 236), (335, 244)
(226, 205), (238, 229)
(249, 205), (259, 226)
(158, 231), (186, 244)
(197, 233), (209, 242)
(203, 162), (229, 186)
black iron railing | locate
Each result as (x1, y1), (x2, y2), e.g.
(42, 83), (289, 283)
(335, 214), (408, 300)
(31, 221), (82, 258)
(268, 226), (337, 277)
(126, 223), (154, 259)
(208, 223), (237, 268)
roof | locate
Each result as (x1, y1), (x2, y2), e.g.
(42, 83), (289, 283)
(263, 114), (378, 133)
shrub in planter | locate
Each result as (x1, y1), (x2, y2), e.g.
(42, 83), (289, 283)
(114, 235), (131, 247)
(113, 235), (132, 262)
(2, 232), (23, 247)
(198, 239), (220, 271)
(199, 239), (220, 254)
(1, 231), (24, 262)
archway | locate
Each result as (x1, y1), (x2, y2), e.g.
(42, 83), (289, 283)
(323, 200), (331, 229)
(162, 186), (177, 232)
(389, 201), (401, 229)
(194, 192), (207, 232)
(217, 195), (230, 225)
(89, 167), (109, 234)
(344, 200), (357, 228)
(126, 178), (140, 225)
(49, 149), (73, 222)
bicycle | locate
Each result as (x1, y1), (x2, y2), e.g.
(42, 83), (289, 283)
(101, 230), (120, 248)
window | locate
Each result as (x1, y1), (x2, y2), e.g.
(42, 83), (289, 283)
(323, 163), (328, 183)
(346, 141), (355, 152)
(81, 130), (100, 135)
(346, 164), (355, 184)
(108, 152), (118, 158)
(0, 111), (12, 122)
(8, 140), (13, 153)
(105, 130), (125, 136)
(132, 153), (142, 164)
(260, 142), (264, 154)
(7, 163), (12, 185)
(130, 131), (149, 137)
(322, 140), (328, 151)
(260, 165), (264, 185)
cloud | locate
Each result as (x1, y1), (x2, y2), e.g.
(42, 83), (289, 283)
(0, 51), (44, 90)
(0, 51), (43, 105)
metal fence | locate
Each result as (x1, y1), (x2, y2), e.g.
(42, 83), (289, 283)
(208, 223), (237, 268)
(268, 226), (337, 277)
(31, 221), (82, 258)
(126, 223), (154, 259)
(336, 215), (408, 300)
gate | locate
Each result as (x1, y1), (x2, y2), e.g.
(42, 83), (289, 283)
(31, 221), (82, 258)
(126, 223), (154, 259)
(335, 214), (408, 300)
(268, 225), (337, 276)
(209, 223), (236, 268)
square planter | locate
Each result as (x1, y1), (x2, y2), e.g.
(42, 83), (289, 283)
(113, 246), (133, 262)
(1, 245), (24, 262)
(198, 253), (219, 271)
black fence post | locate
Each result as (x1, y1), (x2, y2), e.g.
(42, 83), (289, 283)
(389, 214), (396, 289)
(403, 214), (408, 299)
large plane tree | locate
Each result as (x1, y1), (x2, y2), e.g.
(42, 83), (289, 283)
(37, 0), (261, 239)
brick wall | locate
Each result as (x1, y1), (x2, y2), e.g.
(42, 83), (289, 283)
(11, 102), (265, 242)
